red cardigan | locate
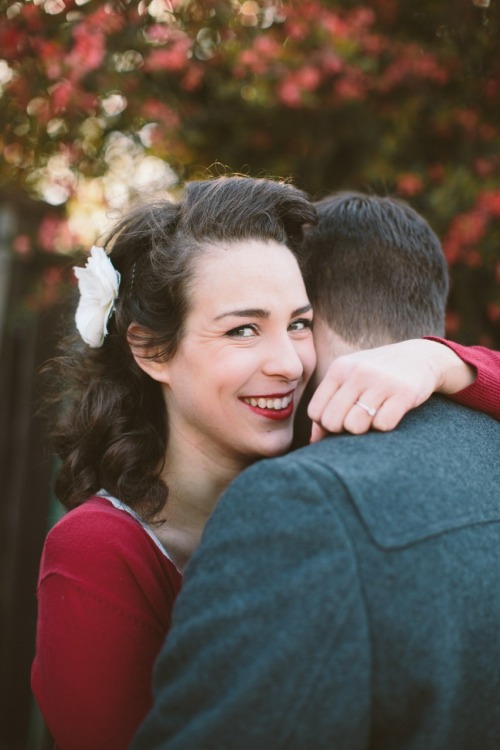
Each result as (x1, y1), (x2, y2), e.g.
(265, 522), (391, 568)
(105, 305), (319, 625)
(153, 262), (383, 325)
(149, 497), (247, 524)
(31, 497), (182, 750)
(428, 337), (500, 419)
(31, 341), (499, 749)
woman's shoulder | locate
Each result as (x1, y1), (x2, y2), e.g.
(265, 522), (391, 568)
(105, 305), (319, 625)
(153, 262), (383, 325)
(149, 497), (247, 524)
(40, 496), (179, 588)
(38, 495), (182, 633)
(44, 496), (144, 549)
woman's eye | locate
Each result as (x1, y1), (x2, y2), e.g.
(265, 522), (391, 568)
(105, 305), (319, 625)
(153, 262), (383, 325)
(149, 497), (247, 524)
(226, 324), (258, 338)
(289, 318), (313, 332)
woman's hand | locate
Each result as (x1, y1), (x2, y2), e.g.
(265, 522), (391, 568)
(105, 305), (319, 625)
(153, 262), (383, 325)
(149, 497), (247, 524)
(307, 339), (476, 441)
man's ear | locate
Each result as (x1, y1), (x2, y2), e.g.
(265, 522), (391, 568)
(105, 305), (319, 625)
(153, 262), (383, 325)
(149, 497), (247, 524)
(127, 323), (171, 384)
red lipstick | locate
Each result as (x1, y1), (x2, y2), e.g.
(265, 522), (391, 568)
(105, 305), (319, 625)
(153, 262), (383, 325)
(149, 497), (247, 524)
(240, 391), (295, 421)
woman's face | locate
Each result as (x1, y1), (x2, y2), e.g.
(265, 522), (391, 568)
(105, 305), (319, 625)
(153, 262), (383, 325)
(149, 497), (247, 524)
(160, 238), (316, 471)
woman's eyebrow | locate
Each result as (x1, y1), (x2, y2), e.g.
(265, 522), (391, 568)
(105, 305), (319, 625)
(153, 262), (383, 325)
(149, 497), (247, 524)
(292, 304), (313, 317)
(215, 308), (270, 320)
(215, 303), (312, 321)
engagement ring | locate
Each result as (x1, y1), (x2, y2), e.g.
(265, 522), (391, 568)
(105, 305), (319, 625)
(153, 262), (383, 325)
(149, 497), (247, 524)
(354, 400), (378, 418)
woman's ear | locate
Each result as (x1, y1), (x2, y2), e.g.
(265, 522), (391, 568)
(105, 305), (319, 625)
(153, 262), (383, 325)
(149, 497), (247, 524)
(127, 323), (171, 384)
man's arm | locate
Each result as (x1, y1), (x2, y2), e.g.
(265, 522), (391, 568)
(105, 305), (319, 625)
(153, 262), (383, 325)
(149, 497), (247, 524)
(131, 456), (371, 750)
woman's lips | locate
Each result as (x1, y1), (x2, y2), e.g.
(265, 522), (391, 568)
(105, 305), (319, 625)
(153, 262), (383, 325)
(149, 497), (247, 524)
(240, 392), (295, 421)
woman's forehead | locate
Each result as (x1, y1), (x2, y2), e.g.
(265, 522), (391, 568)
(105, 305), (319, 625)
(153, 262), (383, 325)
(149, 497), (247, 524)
(191, 237), (298, 273)
(187, 238), (309, 315)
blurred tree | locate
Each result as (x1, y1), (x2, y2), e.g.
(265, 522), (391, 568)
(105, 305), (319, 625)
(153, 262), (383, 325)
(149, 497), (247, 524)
(0, 0), (499, 345)
(2, 6), (499, 747)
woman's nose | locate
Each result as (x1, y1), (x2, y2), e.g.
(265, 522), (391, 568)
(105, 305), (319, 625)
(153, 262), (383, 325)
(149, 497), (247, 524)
(261, 335), (304, 381)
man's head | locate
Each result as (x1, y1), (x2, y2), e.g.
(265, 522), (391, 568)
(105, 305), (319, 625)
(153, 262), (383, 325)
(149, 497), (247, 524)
(302, 192), (449, 380)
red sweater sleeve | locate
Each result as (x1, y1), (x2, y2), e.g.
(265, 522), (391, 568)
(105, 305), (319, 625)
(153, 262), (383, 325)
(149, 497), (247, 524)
(31, 499), (182, 750)
(425, 337), (500, 420)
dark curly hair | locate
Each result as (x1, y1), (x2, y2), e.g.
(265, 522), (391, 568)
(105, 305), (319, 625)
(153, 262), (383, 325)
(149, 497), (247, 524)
(44, 176), (317, 519)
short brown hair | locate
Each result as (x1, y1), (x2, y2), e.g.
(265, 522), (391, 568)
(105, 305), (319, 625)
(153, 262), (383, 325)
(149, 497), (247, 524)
(302, 191), (449, 348)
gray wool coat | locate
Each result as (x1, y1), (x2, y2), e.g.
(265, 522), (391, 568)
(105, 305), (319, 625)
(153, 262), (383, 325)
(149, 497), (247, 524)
(132, 397), (500, 750)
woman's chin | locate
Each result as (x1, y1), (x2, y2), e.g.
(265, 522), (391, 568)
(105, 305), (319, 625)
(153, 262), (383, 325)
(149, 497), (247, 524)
(254, 434), (294, 459)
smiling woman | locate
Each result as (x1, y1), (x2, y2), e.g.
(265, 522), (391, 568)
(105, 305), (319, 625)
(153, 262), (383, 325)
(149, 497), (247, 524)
(133, 238), (315, 474)
(31, 175), (317, 750)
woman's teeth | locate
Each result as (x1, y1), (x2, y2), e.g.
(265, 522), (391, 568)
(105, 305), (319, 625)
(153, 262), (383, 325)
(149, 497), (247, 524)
(243, 394), (293, 410)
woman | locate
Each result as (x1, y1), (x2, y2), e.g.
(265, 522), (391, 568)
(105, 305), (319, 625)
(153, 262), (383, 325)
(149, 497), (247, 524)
(32, 176), (498, 749)
(32, 176), (317, 750)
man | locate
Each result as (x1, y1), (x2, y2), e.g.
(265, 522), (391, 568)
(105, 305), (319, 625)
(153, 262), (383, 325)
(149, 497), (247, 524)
(132, 193), (500, 749)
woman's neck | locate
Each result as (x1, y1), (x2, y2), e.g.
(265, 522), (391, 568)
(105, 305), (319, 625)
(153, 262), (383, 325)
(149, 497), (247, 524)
(151, 439), (250, 572)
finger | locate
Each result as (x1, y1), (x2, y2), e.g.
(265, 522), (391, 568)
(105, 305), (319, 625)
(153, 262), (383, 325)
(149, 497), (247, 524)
(371, 393), (417, 432)
(310, 421), (329, 444)
(341, 385), (392, 434)
(311, 380), (366, 433)
(307, 373), (343, 424)
(342, 398), (382, 434)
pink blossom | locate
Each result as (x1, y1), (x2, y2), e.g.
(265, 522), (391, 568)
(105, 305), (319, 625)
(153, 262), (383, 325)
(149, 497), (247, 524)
(37, 215), (73, 254)
(335, 71), (366, 100)
(253, 36), (281, 59)
(362, 33), (386, 55)
(19, 3), (43, 32)
(477, 190), (500, 218)
(278, 78), (302, 107)
(50, 80), (72, 113)
(454, 212), (486, 245)
(239, 49), (260, 66)
(144, 40), (191, 72)
(0, 27), (26, 60)
(35, 40), (63, 80)
(84, 6), (125, 35)
(351, 7), (376, 29)
(487, 303), (500, 323)
(12, 234), (32, 258)
(181, 65), (204, 92)
(442, 236), (461, 264)
(238, 49), (268, 75)
(321, 52), (342, 76)
(39, 267), (65, 308)
(397, 173), (424, 197)
(144, 24), (173, 45)
(474, 159), (493, 178)
(284, 21), (308, 41)
(295, 66), (321, 92)
(66, 26), (105, 80)
(142, 100), (180, 128)
(322, 14), (349, 38)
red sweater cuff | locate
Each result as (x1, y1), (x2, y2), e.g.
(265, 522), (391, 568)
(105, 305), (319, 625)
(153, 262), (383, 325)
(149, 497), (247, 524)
(424, 336), (500, 420)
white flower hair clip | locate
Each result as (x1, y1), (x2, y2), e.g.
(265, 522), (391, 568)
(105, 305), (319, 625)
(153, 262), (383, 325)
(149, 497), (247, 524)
(74, 245), (121, 348)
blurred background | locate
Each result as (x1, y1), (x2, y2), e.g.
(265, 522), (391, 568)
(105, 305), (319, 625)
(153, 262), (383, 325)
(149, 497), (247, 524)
(0, 1), (499, 748)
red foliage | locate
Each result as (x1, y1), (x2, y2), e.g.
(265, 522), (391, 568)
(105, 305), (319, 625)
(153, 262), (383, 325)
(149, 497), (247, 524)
(397, 174), (424, 198)
(145, 41), (192, 73)
(0, 0), (498, 343)
(141, 99), (180, 127)
(443, 189), (500, 276)
(38, 214), (75, 254)
(66, 26), (106, 81)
